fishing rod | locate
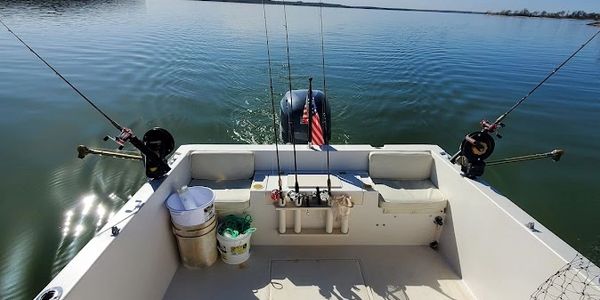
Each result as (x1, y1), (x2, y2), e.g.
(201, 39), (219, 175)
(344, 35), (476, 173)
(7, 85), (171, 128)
(306, 77), (328, 206)
(0, 18), (173, 179)
(491, 30), (600, 129)
(282, 0), (302, 207)
(319, 0), (332, 197)
(308, 77), (314, 145)
(307, 79), (332, 206)
(450, 30), (600, 178)
(262, 0), (285, 206)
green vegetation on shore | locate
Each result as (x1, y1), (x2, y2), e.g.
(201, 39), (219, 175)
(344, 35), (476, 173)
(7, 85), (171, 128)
(488, 9), (600, 21)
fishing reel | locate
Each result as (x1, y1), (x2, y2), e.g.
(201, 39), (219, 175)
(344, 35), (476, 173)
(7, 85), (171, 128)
(318, 188), (331, 206)
(287, 190), (305, 207)
(104, 128), (133, 150)
(449, 117), (505, 178)
(452, 129), (496, 179)
(141, 127), (175, 178)
(480, 120), (505, 138)
(272, 189), (286, 207)
(100, 127), (175, 179)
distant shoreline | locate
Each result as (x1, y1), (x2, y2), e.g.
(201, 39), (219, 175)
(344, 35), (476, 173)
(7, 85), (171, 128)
(198, 0), (600, 23)
(487, 9), (600, 22)
(197, 0), (485, 15)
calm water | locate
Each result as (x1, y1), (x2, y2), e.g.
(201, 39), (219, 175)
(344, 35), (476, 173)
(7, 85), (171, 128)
(1, 0), (599, 298)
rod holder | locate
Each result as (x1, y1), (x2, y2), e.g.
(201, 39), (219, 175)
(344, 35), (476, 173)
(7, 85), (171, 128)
(326, 209), (334, 233)
(278, 210), (286, 234)
(77, 145), (142, 161)
(487, 149), (564, 166)
(294, 210), (302, 233)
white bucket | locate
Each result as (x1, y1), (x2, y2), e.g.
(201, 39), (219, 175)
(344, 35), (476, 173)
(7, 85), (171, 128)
(217, 228), (253, 265)
(166, 186), (215, 227)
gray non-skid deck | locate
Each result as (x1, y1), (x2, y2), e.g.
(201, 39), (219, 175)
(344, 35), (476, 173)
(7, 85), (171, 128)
(164, 246), (474, 300)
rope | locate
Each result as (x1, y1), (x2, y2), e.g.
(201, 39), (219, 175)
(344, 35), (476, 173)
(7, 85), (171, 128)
(217, 215), (256, 238)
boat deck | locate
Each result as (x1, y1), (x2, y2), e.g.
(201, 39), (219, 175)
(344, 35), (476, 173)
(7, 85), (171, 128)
(163, 246), (475, 300)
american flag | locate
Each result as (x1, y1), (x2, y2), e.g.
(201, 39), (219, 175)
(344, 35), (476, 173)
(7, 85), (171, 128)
(301, 99), (309, 125)
(309, 98), (325, 146)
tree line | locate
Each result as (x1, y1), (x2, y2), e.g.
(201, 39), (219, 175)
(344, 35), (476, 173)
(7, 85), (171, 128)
(488, 9), (600, 20)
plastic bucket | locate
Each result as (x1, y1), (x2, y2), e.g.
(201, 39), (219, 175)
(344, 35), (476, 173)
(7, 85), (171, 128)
(216, 227), (253, 265)
(172, 216), (218, 268)
(166, 186), (215, 227)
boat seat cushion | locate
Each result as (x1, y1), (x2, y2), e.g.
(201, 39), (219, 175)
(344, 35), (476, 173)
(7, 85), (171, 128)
(369, 152), (446, 214)
(369, 152), (433, 180)
(191, 151), (255, 181)
(190, 179), (251, 211)
(374, 179), (447, 214)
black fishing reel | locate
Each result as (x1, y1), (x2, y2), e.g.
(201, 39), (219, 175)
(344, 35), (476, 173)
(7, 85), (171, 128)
(452, 131), (495, 178)
(141, 127), (175, 179)
(101, 127), (175, 179)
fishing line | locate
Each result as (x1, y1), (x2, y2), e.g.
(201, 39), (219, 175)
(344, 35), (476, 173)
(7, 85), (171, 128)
(282, 0), (300, 193)
(262, 0), (283, 192)
(319, 0), (332, 194)
(492, 29), (600, 127)
(0, 17), (123, 131)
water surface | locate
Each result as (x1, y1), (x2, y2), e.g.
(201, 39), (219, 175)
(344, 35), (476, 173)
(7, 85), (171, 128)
(0, 1), (599, 298)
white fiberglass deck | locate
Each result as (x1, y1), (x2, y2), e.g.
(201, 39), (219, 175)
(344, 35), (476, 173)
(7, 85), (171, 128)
(164, 246), (474, 300)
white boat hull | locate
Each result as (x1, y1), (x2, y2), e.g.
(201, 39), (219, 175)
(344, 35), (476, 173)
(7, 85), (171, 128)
(36, 144), (599, 300)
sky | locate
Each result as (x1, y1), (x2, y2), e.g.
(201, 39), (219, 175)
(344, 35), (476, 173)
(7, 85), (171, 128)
(322, 0), (599, 13)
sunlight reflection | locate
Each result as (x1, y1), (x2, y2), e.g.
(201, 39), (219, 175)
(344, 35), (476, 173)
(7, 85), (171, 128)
(52, 191), (122, 279)
(108, 192), (119, 202)
(80, 194), (96, 216)
(95, 204), (106, 228)
(62, 210), (73, 237)
(73, 224), (84, 237)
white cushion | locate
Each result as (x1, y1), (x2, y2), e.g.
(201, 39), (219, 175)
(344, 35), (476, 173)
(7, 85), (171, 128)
(374, 179), (447, 214)
(369, 152), (433, 180)
(191, 151), (254, 181)
(191, 179), (250, 211)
